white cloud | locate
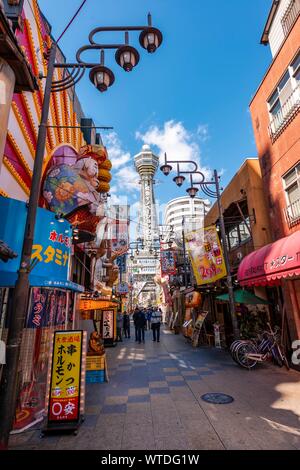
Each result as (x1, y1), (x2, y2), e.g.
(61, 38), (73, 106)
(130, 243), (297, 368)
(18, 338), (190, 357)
(116, 166), (140, 193)
(109, 193), (129, 205)
(136, 120), (210, 176)
(103, 132), (131, 169)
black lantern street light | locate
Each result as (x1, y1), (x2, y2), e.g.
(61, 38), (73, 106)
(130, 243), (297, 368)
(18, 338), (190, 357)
(0, 14), (162, 449)
(160, 153), (239, 339)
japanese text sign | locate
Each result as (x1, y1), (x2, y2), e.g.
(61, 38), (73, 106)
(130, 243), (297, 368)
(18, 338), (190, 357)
(185, 225), (227, 285)
(160, 249), (177, 276)
(102, 310), (114, 339)
(116, 282), (129, 295)
(48, 331), (83, 423)
(109, 205), (129, 257)
(0, 197), (71, 284)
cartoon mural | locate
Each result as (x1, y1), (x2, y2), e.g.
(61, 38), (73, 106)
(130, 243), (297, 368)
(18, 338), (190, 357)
(42, 144), (111, 234)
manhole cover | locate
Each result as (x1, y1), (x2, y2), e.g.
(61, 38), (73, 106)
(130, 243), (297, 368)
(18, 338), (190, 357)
(201, 393), (234, 404)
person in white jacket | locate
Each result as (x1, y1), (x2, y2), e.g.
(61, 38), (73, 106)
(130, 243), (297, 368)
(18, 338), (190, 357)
(151, 308), (162, 342)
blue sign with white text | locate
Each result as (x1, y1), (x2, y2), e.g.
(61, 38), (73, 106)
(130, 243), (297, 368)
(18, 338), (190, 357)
(0, 197), (72, 287)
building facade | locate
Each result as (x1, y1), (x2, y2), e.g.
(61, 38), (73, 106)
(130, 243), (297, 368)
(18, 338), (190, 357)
(0, 0), (115, 432)
(248, 0), (300, 344)
(164, 196), (210, 235)
(204, 159), (272, 342)
(0, 0), (37, 169)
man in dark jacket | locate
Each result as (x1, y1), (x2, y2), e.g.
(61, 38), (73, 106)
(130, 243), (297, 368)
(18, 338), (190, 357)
(134, 308), (146, 344)
(133, 307), (139, 342)
(123, 311), (130, 338)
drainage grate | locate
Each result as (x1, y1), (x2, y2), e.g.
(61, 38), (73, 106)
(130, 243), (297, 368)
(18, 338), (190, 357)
(201, 393), (234, 404)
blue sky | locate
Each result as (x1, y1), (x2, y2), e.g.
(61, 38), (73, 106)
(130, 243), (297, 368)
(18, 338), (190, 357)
(39, 0), (272, 225)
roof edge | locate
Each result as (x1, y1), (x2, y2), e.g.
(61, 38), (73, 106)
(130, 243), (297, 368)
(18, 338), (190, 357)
(260, 0), (280, 45)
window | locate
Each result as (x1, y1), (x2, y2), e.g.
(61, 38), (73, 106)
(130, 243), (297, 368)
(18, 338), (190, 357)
(227, 219), (251, 250)
(283, 163), (300, 214)
(268, 71), (293, 118)
(291, 52), (300, 84)
(228, 226), (239, 249)
(281, 0), (300, 37)
(239, 220), (251, 243)
(268, 51), (300, 136)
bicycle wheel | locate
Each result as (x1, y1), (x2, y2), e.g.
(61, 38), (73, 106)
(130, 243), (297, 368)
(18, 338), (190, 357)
(282, 354), (290, 371)
(235, 342), (258, 369)
(232, 339), (253, 364)
(230, 340), (249, 363)
(272, 344), (290, 370)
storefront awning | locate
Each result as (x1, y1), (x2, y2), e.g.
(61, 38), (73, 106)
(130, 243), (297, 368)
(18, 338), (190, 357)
(238, 231), (300, 287)
(216, 289), (269, 305)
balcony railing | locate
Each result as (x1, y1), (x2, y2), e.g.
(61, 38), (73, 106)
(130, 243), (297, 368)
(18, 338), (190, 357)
(284, 198), (300, 227)
(281, 0), (300, 37)
(269, 84), (300, 140)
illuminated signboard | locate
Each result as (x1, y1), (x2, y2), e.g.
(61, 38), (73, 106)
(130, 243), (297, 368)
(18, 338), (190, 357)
(46, 331), (86, 427)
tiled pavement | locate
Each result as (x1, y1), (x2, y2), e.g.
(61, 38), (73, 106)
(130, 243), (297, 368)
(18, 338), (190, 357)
(8, 326), (300, 450)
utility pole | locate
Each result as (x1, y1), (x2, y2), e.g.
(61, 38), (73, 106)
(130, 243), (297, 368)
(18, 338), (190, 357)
(182, 216), (188, 288)
(0, 43), (57, 450)
(214, 170), (239, 339)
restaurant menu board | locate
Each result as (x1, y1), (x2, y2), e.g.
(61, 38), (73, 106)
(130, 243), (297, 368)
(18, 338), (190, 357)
(47, 331), (84, 426)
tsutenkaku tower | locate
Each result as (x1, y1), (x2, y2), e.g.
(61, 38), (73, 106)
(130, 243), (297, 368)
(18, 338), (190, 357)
(134, 144), (159, 246)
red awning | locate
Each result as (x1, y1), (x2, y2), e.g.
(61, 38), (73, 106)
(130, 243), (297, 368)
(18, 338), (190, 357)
(238, 231), (300, 287)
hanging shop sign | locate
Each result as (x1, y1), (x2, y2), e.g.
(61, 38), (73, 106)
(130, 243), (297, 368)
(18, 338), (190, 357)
(116, 282), (129, 295)
(116, 254), (127, 274)
(185, 225), (227, 285)
(0, 197), (71, 287)
(79, 298), (115, 311)
(27, 288), (67, 328)
(160, 249), (177, 276)
(46, 330), (86, 430)
(109, 205), (130, 258)
(102, 310), (114, 339)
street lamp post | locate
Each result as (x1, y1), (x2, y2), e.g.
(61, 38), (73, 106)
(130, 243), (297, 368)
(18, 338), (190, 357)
(160, 154), (239, 339)
(0, 14), (163, 449)
(181, 216), (188, 289)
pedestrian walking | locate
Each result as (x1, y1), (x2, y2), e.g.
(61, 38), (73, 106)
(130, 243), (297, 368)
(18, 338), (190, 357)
(133, 306), (139, 341)
(135, 308), (146, 344)
(147, 308), (152, 330)
(123, 310), (130, 338)
(116, 310), (123, 342)
(151, 307), (162, 342)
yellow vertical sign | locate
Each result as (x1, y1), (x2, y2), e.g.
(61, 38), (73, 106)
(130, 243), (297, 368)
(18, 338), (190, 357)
(185, 225), (227, 285)
(48, 331), (83, 423)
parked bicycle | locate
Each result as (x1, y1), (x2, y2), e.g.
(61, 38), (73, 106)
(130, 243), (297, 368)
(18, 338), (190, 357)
(230, 323), (289, 370)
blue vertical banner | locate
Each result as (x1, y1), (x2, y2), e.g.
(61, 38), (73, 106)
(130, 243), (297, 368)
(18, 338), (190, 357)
(116, 254), (127, 274)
